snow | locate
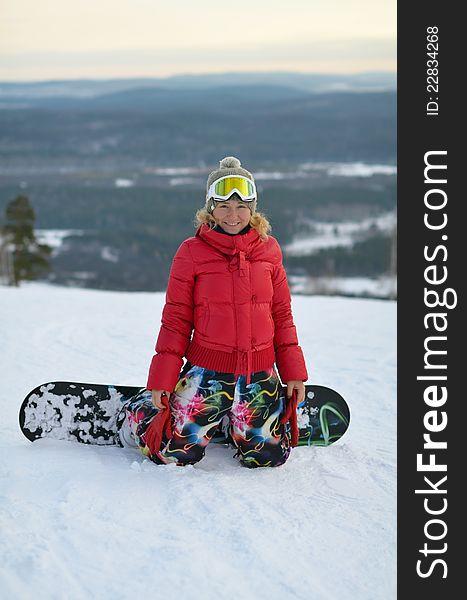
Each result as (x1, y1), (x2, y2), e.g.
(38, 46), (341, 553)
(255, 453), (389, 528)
(100, 246), (119, 262)
(284, 211), (396, 256)
(0, 283), (396, 599)
(36, 229), (84, 249)
(298, 162), (397, 177)
(169, 177), (200, 186)
(289, 275), (397, 299)
(114, 178), (134, 188)
(149, 166), (203, 175)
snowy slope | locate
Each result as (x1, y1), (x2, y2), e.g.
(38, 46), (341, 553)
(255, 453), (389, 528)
(0, 283), (396, 600)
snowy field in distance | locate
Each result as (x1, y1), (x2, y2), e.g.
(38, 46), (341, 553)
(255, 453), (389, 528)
(288, 274), (397, 299)
(283, 211), (396, 257)
(0, 283), (396, 600)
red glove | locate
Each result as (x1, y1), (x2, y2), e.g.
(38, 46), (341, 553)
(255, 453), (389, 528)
(144, 393), (173, 457)
(280, 388), (299, 447)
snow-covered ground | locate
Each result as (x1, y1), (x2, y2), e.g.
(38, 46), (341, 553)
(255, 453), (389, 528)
(0, 283), (396, 600)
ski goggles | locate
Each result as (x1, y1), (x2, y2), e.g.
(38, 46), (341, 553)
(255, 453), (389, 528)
(207, 175), (256, 202)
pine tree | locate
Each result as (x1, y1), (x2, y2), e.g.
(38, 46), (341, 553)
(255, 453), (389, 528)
(2, 195), (52, 286)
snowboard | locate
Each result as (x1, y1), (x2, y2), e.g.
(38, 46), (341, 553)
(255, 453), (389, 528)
(19, 381), (350, 448)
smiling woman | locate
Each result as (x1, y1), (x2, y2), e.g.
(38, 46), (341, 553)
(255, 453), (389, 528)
(116, 155), (309, 468)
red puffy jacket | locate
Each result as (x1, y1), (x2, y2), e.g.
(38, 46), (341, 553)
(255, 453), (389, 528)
(146, 223), (308, 391)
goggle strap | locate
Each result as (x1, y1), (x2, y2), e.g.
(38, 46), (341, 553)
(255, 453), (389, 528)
(211, 190), (255, 202)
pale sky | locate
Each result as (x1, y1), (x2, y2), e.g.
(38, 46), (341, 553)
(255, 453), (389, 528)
(0, 0), (396, 81)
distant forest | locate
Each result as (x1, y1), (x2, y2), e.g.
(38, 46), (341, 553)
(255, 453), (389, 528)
(0, 179), (396, 291)
(1, 88), (395, 167)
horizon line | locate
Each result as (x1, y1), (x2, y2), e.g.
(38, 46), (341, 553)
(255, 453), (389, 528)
(0, 69), (397, 85)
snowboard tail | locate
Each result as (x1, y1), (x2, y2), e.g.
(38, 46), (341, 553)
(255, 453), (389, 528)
(19, 382), (136, 446)
(19, 382), (350, 448)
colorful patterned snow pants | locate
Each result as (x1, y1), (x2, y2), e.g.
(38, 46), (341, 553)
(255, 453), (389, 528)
(121, 363), (291, 468)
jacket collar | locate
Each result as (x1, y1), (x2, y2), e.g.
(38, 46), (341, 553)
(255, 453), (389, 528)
(213, 223), (251, 236)
(195, 223), (261, 257)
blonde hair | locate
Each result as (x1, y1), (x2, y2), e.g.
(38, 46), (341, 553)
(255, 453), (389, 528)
(194, 208), (271, 239)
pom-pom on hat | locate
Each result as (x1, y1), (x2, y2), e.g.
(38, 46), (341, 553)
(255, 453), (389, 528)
(205, 156), (257, 214)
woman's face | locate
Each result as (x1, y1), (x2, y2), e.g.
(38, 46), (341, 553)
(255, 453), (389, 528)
(212, 197), (251, 234)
